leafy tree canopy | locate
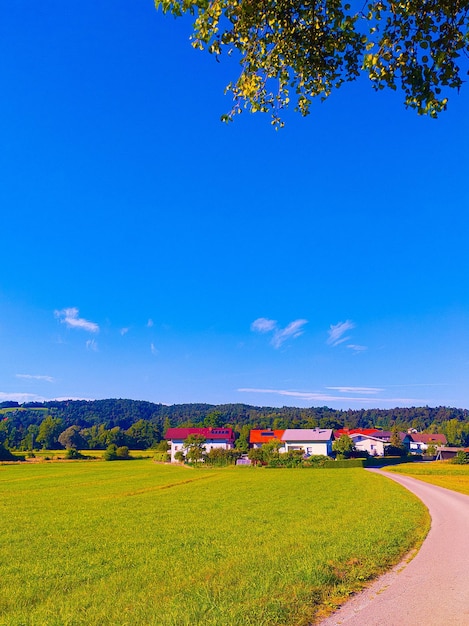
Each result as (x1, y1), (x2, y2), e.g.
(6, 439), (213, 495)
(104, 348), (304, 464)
(155, 0), (469, 126)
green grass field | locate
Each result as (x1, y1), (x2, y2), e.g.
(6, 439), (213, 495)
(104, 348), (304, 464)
(388, 461), (469, 496)
(0, 461), (428, 626)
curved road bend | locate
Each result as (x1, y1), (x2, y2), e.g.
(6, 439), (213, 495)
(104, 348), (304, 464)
(320, 469), (469, 626)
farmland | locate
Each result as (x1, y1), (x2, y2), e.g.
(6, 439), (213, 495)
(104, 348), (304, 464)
(388, 461), (469, 496)
(0, 461), (428, 625)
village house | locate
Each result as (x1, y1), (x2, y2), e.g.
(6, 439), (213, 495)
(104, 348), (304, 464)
(165, 427), (235, 463)
(249, 430), (286, 450)
(281, 429), (333, 457)
(407, 433), (447, 454)
(348, 432), (390, 457)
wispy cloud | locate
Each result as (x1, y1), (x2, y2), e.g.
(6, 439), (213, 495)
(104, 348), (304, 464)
(16, 374), (55, 383)
(150, 342), (158, 355)
(0, 392), (94, 404)
(251, 317), (308, 348)
(347, 344), (367, 353)
(0, 392), (47, 403)
(55, 308), (99, 333)
(251, 318), (277, 333)
(272, 320), (308, 348)
(327, 320), (355, 346)
(238, 387), (423, 406)
(326, 386), (383, 394)
(147, 319), (154, 328)
(86, 339), (98, 351)
(120, 327), (129, 336)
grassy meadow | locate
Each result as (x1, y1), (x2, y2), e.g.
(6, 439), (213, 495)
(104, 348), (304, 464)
(388, 461), (469, 496)
(0, 461), (428, 626)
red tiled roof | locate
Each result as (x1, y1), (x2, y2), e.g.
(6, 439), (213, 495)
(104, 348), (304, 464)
(335, 429), (380, 437)
(249, 429), (285, 444)
(409, 433), (447, 445)
(165, 427), (235, 442)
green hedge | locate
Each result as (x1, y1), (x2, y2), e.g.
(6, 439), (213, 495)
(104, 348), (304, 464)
(364, 455), (421, 467)
(324, 459), (366, 469)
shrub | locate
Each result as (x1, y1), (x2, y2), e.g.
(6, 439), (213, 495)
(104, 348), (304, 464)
(174, 450), (185, 463)
(64, 448), (86, 460)
(153, 451), (170, 462)
(205, 448), (242, 466)
(104, 445), (132, 461)
(302, 455), (330, 468)
(116, 446), (130, 459)
(0, 443), (17, 461)
(324, 459), (366, 469)
(103, 444), (118, 461)
(452, 450), (469, 465)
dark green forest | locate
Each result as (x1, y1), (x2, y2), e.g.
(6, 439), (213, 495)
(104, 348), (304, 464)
(1, 399), (469, 451)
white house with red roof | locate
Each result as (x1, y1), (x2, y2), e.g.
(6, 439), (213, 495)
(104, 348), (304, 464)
(165, 427), (236, 462)
(407, 433), (447, 453)
(249, 430), (286, 450)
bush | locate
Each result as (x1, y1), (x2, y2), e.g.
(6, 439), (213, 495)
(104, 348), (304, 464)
(0, 443), (17, 461)
(205, 448), (242, 466)
(154, 451), (170, 462)
(324, 459), (366, 468)
(116, 446), (130, 459)
(452, 450), (469, 465)
(103, 444), (118, 461)
(104, 445), (132, 461)
(64, 448), (86, 460)
(174, 450), (185, 463)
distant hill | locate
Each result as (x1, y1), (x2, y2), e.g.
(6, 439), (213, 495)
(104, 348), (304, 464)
(1, 398), (468, 433)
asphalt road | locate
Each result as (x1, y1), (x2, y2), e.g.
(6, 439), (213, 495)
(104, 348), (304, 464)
(319, 468), (469, 626)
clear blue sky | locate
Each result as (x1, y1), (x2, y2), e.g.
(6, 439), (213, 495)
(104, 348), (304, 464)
(1, 1), (468, 410)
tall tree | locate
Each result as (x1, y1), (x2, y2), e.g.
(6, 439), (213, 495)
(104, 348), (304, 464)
(183, 433), (207, 462)
(156, 0), (469, 126)
(36, 416), (63, 450)
(58, 425), (87, 450)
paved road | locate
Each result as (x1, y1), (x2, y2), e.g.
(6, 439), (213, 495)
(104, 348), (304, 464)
(320, 469), (469, 625)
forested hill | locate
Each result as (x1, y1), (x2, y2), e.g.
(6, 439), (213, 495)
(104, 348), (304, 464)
(1, 398), (468, 435)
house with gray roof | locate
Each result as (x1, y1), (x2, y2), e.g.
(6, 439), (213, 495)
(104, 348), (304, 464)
(281, 428), (333, 457)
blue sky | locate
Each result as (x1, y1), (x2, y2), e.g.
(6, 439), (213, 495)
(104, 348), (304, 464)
(1, 0), (468, 410)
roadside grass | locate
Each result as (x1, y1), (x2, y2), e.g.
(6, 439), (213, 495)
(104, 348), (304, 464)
(0, 462), (428, 625)
(387, 461), (469, 496)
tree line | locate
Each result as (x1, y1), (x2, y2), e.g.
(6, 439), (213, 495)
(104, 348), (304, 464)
(1, 399), (469, 451)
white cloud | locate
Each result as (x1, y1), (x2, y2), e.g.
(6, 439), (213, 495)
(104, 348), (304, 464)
(251, 317), (308, 348)
(147, 319), (154, 328)
(251, 318), (277, 333)
(0, 392), (47, 403)
(120, 327), (129, 336)
(86, 339), (98, 351)
(150, 342), (158, 355)
(0, 392), (94, 404)
(55, 308), (99, 333)
(52, 396), (94, 401)
(272, 319), (308, 348)
(16, 374), (55, 383)
(327, 320), (355, 346)
(347, 344), (367, 353)
(326, 386), (383, 394)
(238, 387), (423, 405)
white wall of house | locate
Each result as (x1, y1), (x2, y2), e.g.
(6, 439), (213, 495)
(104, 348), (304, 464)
(252, 442), (286, 452)
(350, 434), (387, 456)
(169, 439), (233, 462)
(283, 441), (331, 456)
